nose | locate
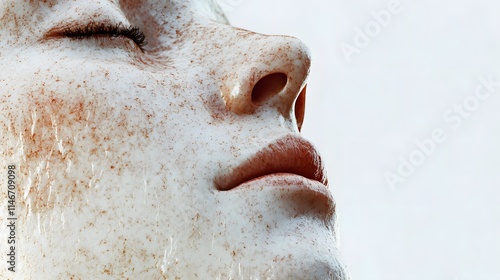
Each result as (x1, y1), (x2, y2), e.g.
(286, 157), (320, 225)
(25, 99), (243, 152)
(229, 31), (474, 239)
(220, 34), (311, 131)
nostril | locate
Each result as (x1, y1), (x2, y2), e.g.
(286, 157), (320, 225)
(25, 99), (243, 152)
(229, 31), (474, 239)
(295, 85), (307, 132)
(251, 73), (288, 105)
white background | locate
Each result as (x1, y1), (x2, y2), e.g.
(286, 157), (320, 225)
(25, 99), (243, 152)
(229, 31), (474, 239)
(220, 0), (500, 279)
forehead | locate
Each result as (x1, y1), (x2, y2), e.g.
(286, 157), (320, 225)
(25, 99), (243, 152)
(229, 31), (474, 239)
(0, 0), (227, 26)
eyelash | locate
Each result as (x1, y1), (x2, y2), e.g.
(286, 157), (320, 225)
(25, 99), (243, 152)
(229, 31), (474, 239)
(61, 22), (147, 51)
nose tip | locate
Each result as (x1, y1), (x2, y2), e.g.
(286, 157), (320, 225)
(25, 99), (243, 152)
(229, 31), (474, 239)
(220, 35), (311, 130)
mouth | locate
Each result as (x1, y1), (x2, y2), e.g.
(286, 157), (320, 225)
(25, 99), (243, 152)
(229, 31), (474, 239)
(215, 134), (329, 191)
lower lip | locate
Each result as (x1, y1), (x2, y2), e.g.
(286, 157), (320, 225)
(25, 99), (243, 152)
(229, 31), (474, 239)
(229, 173), (335, 215)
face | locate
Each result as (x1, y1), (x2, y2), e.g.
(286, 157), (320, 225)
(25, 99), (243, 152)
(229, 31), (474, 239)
(0, 0), (349, 278)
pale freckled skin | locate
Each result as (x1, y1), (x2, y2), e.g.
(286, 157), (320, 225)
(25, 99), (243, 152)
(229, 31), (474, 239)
(0, 0), (350, 279)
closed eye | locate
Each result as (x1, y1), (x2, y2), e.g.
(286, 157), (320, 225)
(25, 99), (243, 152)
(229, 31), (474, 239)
(60, 21), (147, 51)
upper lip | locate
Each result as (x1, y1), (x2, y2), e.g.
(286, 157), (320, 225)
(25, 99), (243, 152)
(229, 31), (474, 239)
(215, 134), (328, 191)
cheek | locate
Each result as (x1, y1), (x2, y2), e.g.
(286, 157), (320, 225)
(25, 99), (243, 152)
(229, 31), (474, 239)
(0, 62), (167, 213)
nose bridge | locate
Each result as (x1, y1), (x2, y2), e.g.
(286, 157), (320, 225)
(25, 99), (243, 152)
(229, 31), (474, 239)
(219, 31), (311, 116)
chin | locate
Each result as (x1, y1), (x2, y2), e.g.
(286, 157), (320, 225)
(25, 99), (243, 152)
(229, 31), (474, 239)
(208, 234), (350, 279)
(248, 239), (349, 279)
(197, 186), (351, 279)
(258, 257), (349, 280)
